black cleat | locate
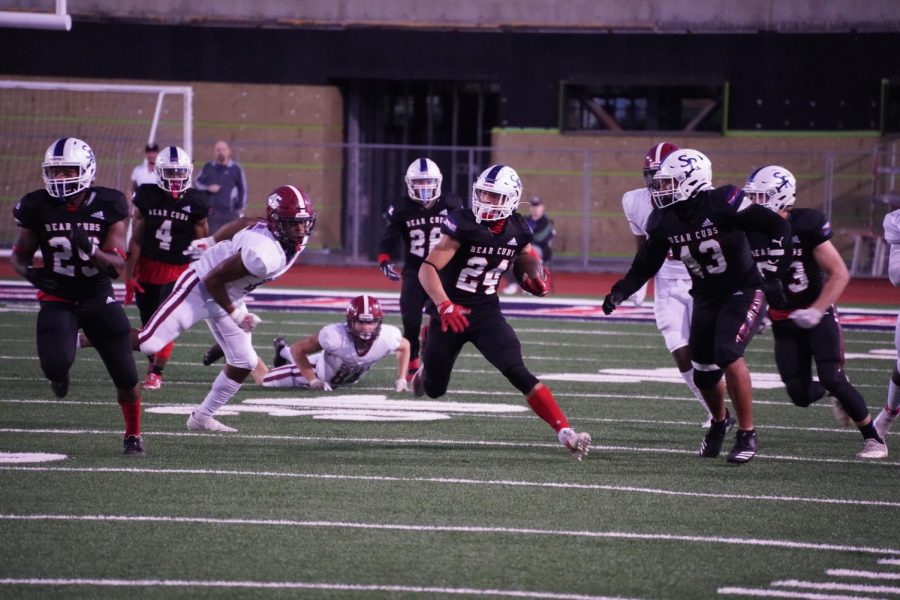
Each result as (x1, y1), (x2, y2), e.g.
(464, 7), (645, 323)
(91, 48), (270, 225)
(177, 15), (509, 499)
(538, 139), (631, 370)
(202, 343), (225, 366)
(727, 429), (758, 464)
(272, 336), (289, 368)
(50, 374), (70, 399)
(699, 409), (731, 458)
(123, 435), (145, 456)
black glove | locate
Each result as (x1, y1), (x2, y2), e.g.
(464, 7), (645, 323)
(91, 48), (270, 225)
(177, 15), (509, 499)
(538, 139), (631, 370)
(602, 286), (628, 315)
(25, 267), (59, 293)
(763, 278), (788, 309)
(379, 260), (401, 282)
(71, 225), (96, 258)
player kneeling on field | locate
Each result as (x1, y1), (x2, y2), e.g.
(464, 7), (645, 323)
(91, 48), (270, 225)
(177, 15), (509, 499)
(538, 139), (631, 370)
(256, 295), (411, 392)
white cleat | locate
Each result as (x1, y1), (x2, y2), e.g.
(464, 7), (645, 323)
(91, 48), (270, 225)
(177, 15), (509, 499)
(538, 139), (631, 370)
(186, 411), (238, 433)
(856, 437), (888, 460)
(558, 427), (592, 461)
(830, 398), (854, 428)
(874, 407), (898, 440)
(701, 416), (713, 429)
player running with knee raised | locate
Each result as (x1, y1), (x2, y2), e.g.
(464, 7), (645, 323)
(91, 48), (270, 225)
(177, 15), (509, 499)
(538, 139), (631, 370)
(259, 295), (411, 391)
(376, 158), (461, 381)
(125, 145), (209, 390)
(873, 208), (900, 441)
(12, 137), (145, 455)
(603, 149), (793, 463)
(412, 164), (591, 460)
(137, 185), (316, 432)
(745, 165), (886, 459)
(621, 142), (714, 428)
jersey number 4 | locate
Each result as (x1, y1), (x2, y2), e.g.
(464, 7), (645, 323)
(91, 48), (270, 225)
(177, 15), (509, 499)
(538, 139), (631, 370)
(679, 240), (726, 278)
(155, 219), (173, 251)
(409, 227), (442, 258)
(456, 257), (509, 295)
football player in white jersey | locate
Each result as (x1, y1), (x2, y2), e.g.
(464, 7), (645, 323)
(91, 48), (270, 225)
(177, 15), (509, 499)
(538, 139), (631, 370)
(137, 185), (316, 432)
(874, 208), (900, 439)
(620, 142), (714, 428)
(258, 295), (411, 391)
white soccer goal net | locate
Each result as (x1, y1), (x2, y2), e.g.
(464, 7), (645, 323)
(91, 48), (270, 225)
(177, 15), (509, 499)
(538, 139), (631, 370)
(0, 79), (193, 248)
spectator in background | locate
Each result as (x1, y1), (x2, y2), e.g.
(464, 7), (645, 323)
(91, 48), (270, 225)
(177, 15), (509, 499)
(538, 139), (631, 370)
(504, 196), (555, 294)
(195, 140), (248, 235)
(130, 143), (160, 199)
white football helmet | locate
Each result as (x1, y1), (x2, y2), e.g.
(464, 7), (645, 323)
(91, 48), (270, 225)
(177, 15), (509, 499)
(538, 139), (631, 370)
(156, 145), (193, 196)
(743, 165), (796, 212)
(42, 137), (96, 199)
(651, 149), (713, 209)
(472, 164), (523, 223)
(405, 158), (442, 205)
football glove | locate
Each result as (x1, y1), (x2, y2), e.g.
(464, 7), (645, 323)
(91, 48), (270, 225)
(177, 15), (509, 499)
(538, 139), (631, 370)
(520, 266), (551, 297)
(394, 377), (409, 392)
(790, 307), (824, 329)
(309, 378), (333, 391)
(437, 300), (471, 333)
(602, 284), (629, 315)
(379, 260), (401, 282)
(229, 305), (262, 333)
(24, 267), (59, 294)
(183, 236), (215, 260)
(71, 225), (97, 258)
(124, 278), (145, 306)
(763, 278), (788, 309)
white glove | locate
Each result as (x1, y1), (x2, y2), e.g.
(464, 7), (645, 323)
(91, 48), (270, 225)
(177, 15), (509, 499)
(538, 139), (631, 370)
(628, 282), (648, 307)
(183, 236), (216, 260)
(229, 305), (261, 332)
(309, 378), (333, 391)
(394, 377), (409, 392)
(790, 307), (824, 329)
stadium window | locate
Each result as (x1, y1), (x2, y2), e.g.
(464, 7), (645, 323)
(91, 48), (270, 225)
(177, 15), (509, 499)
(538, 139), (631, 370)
(560, 82), (725, 133)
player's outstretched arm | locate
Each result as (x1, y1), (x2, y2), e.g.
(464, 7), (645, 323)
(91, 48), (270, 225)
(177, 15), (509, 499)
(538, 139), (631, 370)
(734, 203), (793, 277)
(289, 335), (325, 388)
(211, 216), (260, 243)
(394, 338), (411, 391)
(202, 254), (262, 332)
(791, 240), (850, 329)
(194, 217), (210, 241)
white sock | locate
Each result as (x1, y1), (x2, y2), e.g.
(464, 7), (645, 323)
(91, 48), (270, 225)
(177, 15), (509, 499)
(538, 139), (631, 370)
(196, 370), (242, 418)
(888, 379), (900, 412)
(681, 369), (712, 417)
(279, 346), (294, 364)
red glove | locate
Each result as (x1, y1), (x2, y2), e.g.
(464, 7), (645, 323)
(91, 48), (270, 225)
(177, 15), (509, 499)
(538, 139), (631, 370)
(124, 278), (145, 305)
(520, 266), (551, 297)
(437, 300), (471, 333)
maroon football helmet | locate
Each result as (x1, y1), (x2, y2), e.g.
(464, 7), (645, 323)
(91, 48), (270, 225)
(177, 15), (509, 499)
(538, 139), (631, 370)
(346, 295), (383, 353)
(643, 142), (680, 188)
(265, 184), (316, 249)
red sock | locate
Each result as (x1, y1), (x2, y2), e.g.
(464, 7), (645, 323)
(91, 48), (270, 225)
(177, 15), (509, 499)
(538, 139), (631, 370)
(118, 398), (142, 437)
(155, 341), (174, 362)
(527, 385), (570, 432)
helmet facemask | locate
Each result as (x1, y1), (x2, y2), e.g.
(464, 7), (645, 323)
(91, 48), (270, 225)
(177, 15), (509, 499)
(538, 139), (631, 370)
(346, 295), (383, 354)
(407, 176), (441, 206)
(42, 164), (89, 199)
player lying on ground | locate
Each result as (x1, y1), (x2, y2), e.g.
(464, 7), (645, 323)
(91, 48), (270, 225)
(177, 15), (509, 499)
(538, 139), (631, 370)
(745, 165), (886, 459)
(12, 137), (144, 455)
(412, 163), (592, 460)
(255, 295), (411, 391)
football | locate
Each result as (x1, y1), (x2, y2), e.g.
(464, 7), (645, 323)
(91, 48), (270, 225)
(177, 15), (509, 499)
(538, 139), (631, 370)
(512, 253), (544, 287)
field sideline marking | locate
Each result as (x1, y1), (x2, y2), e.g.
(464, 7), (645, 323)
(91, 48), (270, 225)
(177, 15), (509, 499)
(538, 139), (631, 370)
(825, 569), (900, 580)
(3, 462), (899, 507)
(1, 514), (898, 557)
(718, 587), (877, 599)
(772, 580), (900, 594)
(1, 426), (897, 467)
(878, 558), (900, 566)
(0, 577), (641, 600)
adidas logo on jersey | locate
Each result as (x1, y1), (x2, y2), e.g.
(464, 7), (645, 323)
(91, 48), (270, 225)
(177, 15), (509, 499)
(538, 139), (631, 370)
(106, 296), (115, 304)
(91, 211), (105, 220)
(701, 218), (714, 227)
(182, 205), (191, 213)
(507, 237), (518, 246)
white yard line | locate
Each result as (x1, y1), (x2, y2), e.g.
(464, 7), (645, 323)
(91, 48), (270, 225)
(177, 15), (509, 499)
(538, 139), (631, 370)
(878, 558), (900, 566)
(772, 580), (900, 594)
(719, 587), (881, 599)
(826, 569), (900, 580)
(0, 578), (642, 600)
(2, 462), (899, 507)
(1, 514), (898, 557)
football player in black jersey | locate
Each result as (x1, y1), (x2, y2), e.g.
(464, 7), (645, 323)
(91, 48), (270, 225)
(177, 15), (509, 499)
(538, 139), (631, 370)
(744, 165), (887, 459)
(125, 145), (210, 390)
(11, 137), (144, 455)
(412, 164), (591, 460)
(377, 158), (462, 381)
(603, 149), (793, 463)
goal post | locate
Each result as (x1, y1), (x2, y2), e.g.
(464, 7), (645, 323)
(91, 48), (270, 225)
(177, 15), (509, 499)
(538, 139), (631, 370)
(0, 79), (193, 249)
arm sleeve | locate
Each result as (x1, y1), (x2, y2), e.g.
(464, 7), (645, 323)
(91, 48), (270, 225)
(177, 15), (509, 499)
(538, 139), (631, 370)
(381, 325), (403, 352)
(733, 202), (793, 278)
(239, 239), (281, 277)
(376, 205), (403, 258)
(612, 236), (670, 299)
(191, 191), (211, 220)
(884, 210), (900, 244)
(12, 196), (37, 232)
(889, 244), (900, 287)
(318, 325), (343, 352)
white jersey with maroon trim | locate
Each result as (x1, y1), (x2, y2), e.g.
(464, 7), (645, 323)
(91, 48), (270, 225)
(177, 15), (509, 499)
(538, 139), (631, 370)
(314, 323), (403, 386)
(622, 187), (689, 280)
